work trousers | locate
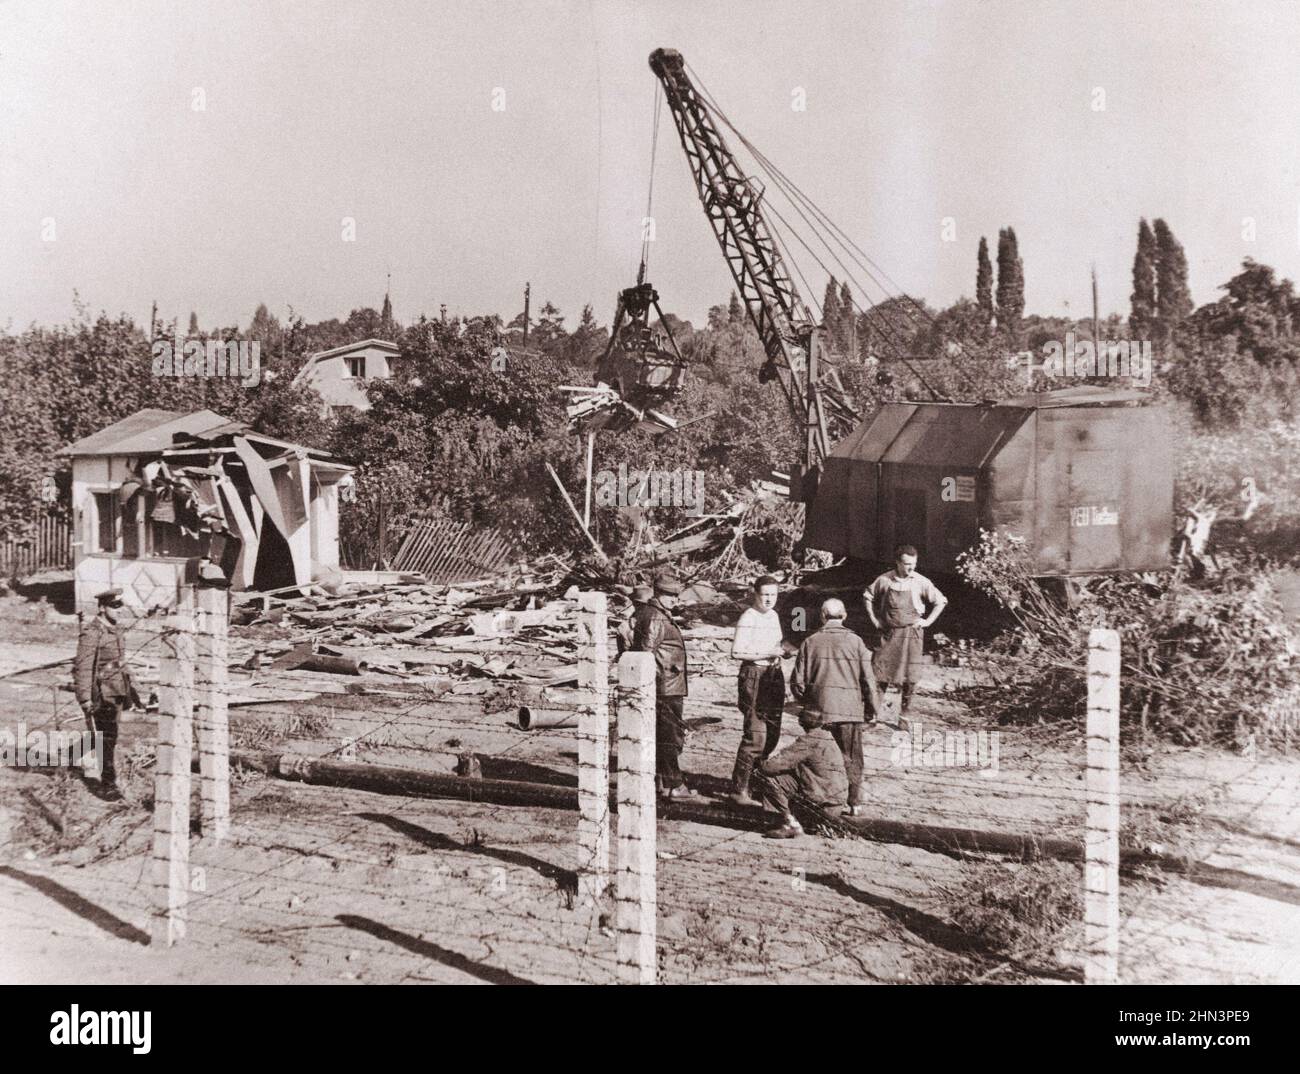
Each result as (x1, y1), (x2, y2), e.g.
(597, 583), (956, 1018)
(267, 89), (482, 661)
(757, 772), (840, 818)
(86, 700), (121, 785)
(827, 721), (864, 806)
(655, 696), (686, 790)
(732, 663), (784, 795)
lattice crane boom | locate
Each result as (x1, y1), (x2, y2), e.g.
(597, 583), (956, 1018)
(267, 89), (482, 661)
(649, 47), (856, 479)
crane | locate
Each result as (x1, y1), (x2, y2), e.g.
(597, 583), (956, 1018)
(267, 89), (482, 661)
(648, 47), (859, 495)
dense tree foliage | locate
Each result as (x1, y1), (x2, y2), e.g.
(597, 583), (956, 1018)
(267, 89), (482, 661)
(975, 237), (994, 324)
(5, 237), (1298, 569)
(995, 227), (1025, 345)
(1130, 218), (1158, 339)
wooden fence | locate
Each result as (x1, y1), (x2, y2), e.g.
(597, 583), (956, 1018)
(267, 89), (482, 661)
(390, 517), (518, 582)
(0, 513), (72, 578)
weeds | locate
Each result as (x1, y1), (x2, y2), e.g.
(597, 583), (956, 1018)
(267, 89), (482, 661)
(956, 529), (1295, 747)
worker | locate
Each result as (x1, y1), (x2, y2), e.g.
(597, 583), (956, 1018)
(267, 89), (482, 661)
(630, 572), (696, 799)
(615, 584), (654, 654)
(72, 588), (138, 800)
(729, 574), (789, 806)
(789, 598), (881, 816)
(863, 544), (947, 717)
(756, 707), (848, 838)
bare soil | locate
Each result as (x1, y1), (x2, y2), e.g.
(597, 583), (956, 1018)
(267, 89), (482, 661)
(2, 578), (1297, 984)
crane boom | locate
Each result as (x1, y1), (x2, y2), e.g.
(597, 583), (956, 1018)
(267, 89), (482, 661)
(648, 47), (857, 481)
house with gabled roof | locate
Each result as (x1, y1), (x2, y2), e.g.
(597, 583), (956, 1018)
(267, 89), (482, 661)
(62, 408), (354, 613)
(291, 338), (400, 412)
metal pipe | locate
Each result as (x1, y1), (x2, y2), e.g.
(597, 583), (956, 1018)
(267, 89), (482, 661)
(516, 706), (577, 731)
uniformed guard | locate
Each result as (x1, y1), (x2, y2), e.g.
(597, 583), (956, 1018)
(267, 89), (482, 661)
(629, 572), (696, 799)
(72, 588), (138, 799)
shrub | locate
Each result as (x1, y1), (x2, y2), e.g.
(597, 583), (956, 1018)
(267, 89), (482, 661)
(956, 529), (1296, 747)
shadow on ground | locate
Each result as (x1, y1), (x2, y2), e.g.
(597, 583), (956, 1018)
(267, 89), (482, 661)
(0, 864), (150, 945)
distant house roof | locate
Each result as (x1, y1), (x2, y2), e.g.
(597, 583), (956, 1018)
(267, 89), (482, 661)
(291, 339), (400, 388)
(61, 409), (233, 456)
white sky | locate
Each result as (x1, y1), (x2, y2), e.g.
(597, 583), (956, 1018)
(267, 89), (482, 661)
(3, 0), (1299, 333)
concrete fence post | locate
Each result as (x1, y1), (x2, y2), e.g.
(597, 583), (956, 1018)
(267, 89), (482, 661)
(152, 585), (196, 947)
(195, 584), (230, 844)
(577, 591), (610, 912)
(1084, 627), (1121, 984)
(616, 650), (656, 984)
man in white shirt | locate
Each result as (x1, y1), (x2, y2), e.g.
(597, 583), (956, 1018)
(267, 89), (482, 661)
(729, 574), (790, 806)
(863, 545), (947, 716)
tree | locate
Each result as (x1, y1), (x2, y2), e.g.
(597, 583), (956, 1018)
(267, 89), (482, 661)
(1130, 218), (1158, 339)
(530, 301), (567, 354)
(187, 311), (199, 336)
(976, 237), (994, 325)
(1162, 259), (1300, 428)
(248, 303), (282, 354)
(343, 306), (384, 341)
(858, 296), (931, 362)
(839, 280), (857, 357)
(1154, 218), (1193, 343)
(563, 303), (608, 368)
(728, 290), (743, 324)
(821, 277), (842, 350)
(380, 291), (394, 337)
(995, 227), (1025, 345)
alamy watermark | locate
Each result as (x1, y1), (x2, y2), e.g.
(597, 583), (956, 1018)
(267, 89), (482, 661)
(152, 338), (261, 386)
(593, 463), (705, 516)
(1008, 331), (1153, 387)
(1, 723), (103, 772)
(50, 1005), (151, 1054)
(890, 721), (1000, 775)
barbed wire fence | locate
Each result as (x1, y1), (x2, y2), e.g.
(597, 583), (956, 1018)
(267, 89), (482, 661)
(6, 581), (1291, 984)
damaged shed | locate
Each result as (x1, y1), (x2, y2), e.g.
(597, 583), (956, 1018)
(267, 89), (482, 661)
(63, 408), (354, 613)
(802, 387), (1173, 576)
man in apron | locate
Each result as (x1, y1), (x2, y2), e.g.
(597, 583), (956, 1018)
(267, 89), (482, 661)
(864, 545), (947, 717)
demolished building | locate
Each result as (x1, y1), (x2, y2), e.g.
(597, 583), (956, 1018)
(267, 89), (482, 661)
(63, 408), (355, 613)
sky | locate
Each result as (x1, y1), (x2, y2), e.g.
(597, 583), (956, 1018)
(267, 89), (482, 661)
(3, 0), (1300, 335)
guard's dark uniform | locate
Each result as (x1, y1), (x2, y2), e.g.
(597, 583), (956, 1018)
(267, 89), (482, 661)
(629, 596), (689, 792)
(72, 611), (136, 788)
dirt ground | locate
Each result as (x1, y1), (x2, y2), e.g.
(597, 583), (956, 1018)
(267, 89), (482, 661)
(2, 577), (1298, 984)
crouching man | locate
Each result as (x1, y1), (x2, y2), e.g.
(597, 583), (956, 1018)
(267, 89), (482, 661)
(755, 708), (848, 839)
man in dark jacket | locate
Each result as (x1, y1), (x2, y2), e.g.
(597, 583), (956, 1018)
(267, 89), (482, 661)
(72, 588), (137, 799)
(630, 572), (696, 799)
(789, 598), (881, 816)
(757, 707), (848, 838)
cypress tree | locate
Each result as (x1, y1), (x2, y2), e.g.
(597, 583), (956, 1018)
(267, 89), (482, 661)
(1130, 218), (1158, 339)
(822, 276), (841, 350)
(976, 237), (994, 324)
(839, 280), (857, 356)
(1154, 218), (1193, 341)
(727, 290), (743, 324)
(995, 227), (1024, 344)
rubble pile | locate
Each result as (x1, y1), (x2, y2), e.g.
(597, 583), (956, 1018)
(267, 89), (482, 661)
(220, 562), (755, 733)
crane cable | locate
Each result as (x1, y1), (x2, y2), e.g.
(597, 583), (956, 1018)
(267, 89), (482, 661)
(684, 62), (992, 395)
(683, 64), (933, 375)
(638, 81), (662, 285)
